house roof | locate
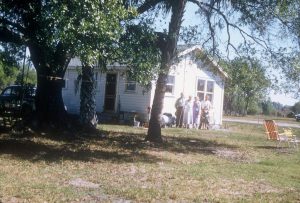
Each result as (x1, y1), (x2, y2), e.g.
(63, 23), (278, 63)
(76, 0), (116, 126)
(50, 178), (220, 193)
(68, 45), (228, 78)
(177, 45), (228, 78)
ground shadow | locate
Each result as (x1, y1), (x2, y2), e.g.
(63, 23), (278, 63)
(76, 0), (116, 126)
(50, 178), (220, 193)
(99, 132), (237, 155)
(0, 127), (238, 164)
(255, 145), (279, 149)
(0, 134), (163, 164)
(255, 145), (295, 152)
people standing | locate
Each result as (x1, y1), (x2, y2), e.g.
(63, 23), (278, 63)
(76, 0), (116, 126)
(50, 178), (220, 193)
(183, 96), (193, 129)
(200, 95), (212, 129)
(193, 96), (201, 129)
(175, 93), (185, 127)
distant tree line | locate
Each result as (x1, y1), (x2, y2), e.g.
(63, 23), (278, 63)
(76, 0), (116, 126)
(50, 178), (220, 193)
(223, 56), (299, 117)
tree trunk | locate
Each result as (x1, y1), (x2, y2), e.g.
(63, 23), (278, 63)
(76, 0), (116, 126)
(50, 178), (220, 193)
(244, 97), (250, 116)
(146, 72), (167, 142)
(146, 0), (187, 142)
(29, 43), (69, 129)
(80, 64), (98, 130)
(35, 72), (67, 128)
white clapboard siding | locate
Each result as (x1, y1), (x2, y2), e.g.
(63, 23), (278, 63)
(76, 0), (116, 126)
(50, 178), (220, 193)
(158, 54), (225, 126)
(62, 45), (227, 126)
(62, 67), (106, 114)
(63, 68), (152, 115)
(117, 75), (152, 114)
(62, 68), (80, 114)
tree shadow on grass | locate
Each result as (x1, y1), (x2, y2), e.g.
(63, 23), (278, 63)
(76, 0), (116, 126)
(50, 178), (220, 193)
(255, 146), (279, 149)
(0, 134), (163, 164)
(98, 129), (238, 155)
(0, 128), (238, 163)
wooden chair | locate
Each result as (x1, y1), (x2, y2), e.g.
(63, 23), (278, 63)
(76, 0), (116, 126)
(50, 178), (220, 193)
(281, 128), (299, 149)
(264, 120), (299, 148)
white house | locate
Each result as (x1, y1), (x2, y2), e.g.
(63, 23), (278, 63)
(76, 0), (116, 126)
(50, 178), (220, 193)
(62, 45), (228, 127)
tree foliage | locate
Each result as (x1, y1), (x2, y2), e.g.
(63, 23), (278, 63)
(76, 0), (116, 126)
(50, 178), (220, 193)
(0, 0), (133, 127)
(231, 0), (300, 98)
(223, 57), (270, 115)
(292, 101), (300, 114)
(0, 51), (19, 90)
(119, 23), (161, 87)
(15, 67), (37, 86)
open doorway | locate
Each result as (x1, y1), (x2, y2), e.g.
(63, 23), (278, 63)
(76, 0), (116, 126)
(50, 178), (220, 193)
(104, 73), (117, 111)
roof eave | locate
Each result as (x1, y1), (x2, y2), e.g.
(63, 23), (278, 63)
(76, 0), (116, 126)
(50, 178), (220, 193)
(177, 45), (228, 79)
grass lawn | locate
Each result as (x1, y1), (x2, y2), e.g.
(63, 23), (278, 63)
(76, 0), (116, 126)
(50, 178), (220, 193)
(0, 123), (299, 202)
(224, 115), (299, 124)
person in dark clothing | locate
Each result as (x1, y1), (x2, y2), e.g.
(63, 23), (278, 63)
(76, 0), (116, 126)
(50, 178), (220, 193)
(175, 93), (185, 127)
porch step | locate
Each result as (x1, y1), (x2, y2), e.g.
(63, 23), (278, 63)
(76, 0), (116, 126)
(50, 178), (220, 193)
(97, 112), (119, 124)
(97, 111), (137, 125)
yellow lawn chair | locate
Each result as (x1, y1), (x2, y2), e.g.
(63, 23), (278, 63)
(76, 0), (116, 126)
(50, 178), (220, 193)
(264, 120), (299, 149)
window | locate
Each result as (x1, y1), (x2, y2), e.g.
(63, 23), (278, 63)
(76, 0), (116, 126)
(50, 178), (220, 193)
(2, 87), (12, 96)
(166, 75), (175, 94)
(125, 79), (136, 92)
(94, 72), (99, 90)
(196, 79), (214, 102)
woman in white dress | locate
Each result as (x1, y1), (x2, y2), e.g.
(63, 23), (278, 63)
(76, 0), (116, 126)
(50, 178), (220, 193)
(193, 96), (201, 129)
(183, 96), (193, 129)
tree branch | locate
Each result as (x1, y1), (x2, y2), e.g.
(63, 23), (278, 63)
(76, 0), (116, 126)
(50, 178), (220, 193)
(137, 0), (164, 14)
(155, 31), (167, 51)
(0, 18), (26, 34)
(0, 27), (24, 45)
(188, 0), (271, 51)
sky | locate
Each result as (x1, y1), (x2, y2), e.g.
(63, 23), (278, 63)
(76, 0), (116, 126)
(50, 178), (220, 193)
(178, 2), (299, 106)
(269, 91), (298, 106)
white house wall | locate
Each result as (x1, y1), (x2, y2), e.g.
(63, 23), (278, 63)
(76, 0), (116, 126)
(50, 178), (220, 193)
(117, 75), (152, 114)
(62, 68), (80, 114)
(62, 67), (152, 115)
(62, 67), (106, 114)
(158, 55), (225, 126)
(63, 53), (226, 126)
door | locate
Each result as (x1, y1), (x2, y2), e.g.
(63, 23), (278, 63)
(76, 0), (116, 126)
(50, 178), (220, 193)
(104, 73), (117, 111)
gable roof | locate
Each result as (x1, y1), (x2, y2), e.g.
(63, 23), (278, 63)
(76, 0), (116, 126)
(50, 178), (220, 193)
(177, 45), (228, 78)
(68, 45), (228, 78)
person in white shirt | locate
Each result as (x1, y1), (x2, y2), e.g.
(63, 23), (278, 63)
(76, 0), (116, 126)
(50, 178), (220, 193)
(200, 95), (212, 129)
(183, 96), (193, 129)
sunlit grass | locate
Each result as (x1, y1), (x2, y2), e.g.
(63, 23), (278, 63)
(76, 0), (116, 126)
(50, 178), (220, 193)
(225, 115), (300, 124)
(0, 122), (299, 202)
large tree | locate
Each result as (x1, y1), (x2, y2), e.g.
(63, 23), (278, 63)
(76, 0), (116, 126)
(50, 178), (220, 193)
(0, 0), (131, 128)
(145, 1), (187, 142)
(68, 1), (132, 130)
(127, 0), (283, 142)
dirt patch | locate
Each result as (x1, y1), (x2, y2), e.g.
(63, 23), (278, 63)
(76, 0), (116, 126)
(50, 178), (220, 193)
(213, 148), (254, 163)
(1, 197), (24, 203)
(72, 194), (132, 203)
(213, 179), (282, 197)
(69, 178), (100, 188)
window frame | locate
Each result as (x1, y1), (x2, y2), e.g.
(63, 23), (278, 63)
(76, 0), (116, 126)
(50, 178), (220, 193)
(165, 75), (175, 96)
(124, 78), (137, 93)
(196, 78), (215, 103)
